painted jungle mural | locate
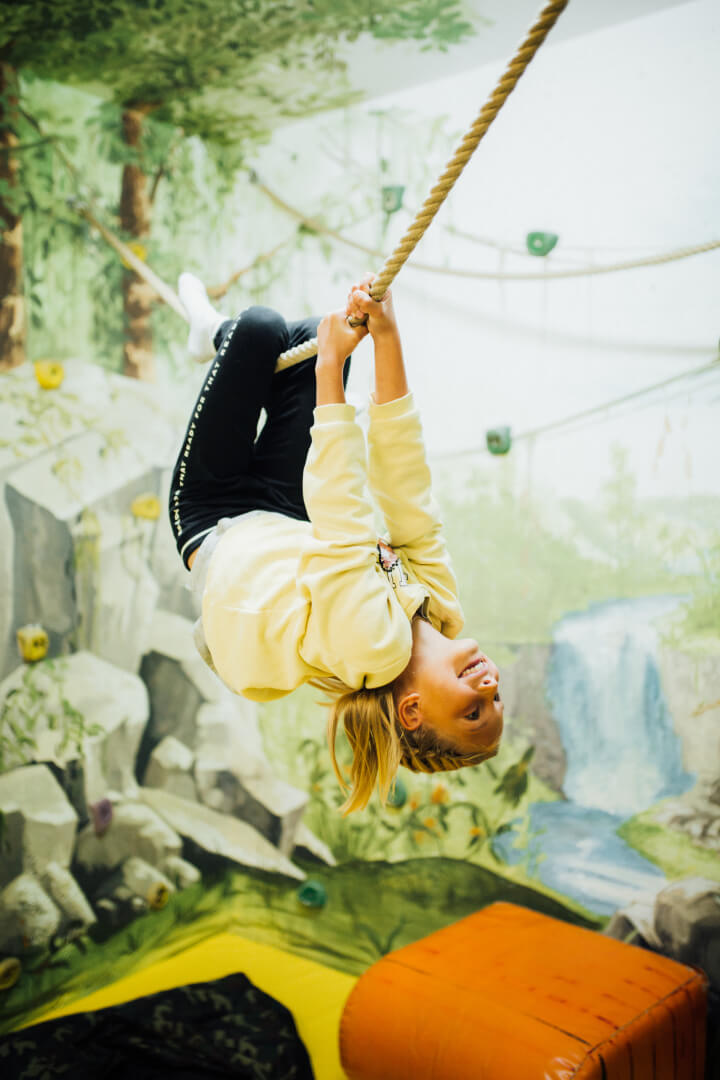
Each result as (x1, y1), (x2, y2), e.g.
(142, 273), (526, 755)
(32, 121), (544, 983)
(0, 2), (718, 1075)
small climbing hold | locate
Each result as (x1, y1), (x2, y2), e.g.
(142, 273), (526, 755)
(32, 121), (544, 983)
(33, 360), (65, 390)
(90, 798), (113, 836)
(131, 493), (161, 520)
(16, 624), (49, 662)
(526, 231), (559, 257)
(0, 957), (21, 991)
(386, 776), (408, 809)
(381, 185), (405, 215)
(486, 427), (512, 455)
(297, 881), (327, 909)
(147, 882), (170, 910)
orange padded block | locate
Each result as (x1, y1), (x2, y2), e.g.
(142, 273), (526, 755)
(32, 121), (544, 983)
(339, 902), (708, 1080)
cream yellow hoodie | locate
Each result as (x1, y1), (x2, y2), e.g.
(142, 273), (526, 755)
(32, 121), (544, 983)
(200, 393), (464, 701)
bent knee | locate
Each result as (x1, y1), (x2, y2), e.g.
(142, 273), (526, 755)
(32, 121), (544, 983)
(235, 306), (286, 354)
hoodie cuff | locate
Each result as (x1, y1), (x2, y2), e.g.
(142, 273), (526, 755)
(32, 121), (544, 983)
(313, 403), (356, 424)
(368, 392), (415, 422)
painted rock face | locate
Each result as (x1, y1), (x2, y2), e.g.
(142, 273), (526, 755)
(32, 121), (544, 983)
(33, 360), (65, 389)
(16, 624), (49, 662)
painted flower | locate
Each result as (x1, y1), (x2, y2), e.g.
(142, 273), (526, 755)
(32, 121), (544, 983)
(430, 784), (449, 805)
(412, 831), (427, 845)
(469, 826), (486, 838)
(423, 817), (437, 831)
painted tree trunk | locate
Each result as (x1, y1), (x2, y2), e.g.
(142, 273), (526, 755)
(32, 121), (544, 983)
(0, 61), (26, 372)
(120, 107), (154, 380)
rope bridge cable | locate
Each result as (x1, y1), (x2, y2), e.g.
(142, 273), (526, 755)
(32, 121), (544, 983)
(206, 235), (297, 299)
(70, 199), (189, 320)
(68, 196), (298, 315)
(253, 172), (720, 284)
(275, 0), (570, 372)
(65, 189), (714, 361)
(435, 356), (720, 459)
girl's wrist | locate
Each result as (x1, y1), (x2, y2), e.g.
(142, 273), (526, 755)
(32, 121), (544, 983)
(316, 349), (346, 370)
(315, 354), (346, 405)
(369, 322), (400, 343)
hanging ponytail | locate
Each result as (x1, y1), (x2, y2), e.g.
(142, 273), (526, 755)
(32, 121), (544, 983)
(313, 678), (498, 815)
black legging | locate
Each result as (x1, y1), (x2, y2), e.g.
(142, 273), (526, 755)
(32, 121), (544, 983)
(169, 306), (350, 568)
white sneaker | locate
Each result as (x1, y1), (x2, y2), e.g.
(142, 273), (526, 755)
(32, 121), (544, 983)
(178, 272), (228, 363)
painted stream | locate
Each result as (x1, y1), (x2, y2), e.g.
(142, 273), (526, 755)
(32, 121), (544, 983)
(495, 596), (695, 915)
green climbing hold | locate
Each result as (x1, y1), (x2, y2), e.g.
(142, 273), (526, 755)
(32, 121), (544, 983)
(297, 881), (327, 909)
(381, 185), (405, 215)
(526, 231), (558, 257)
(486, 427), (512, 455)
(386, 776), (408, 809)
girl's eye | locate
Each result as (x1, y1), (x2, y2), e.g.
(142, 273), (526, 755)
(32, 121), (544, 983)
(465, 708), (479, 721)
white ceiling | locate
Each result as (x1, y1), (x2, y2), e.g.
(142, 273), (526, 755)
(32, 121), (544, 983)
(344, 0), (694, 97)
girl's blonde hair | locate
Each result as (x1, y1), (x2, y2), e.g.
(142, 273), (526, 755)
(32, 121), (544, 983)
(313, 677), (499, 815)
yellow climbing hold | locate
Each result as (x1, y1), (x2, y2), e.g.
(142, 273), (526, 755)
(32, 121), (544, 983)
(131, 493), (161, 521)
(147, 882), (170, 910)
(16, 624), (49, 662)
(121, 241), (148, 270)
(34, 360), (65, 390)
(0, 957), (21, 991)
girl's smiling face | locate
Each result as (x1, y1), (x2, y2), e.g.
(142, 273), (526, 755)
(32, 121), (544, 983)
(395, 617), (504, 756)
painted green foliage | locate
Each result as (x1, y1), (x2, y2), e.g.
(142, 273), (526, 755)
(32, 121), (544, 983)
(2, 0), (475, 137)
(2, 0), (477, 373)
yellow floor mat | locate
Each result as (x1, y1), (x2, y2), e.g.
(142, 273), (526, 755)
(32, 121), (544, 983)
(32, 933), (358, 1080)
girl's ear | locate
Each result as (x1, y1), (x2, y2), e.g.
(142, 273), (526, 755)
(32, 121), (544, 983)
(397, 692), (423, 732)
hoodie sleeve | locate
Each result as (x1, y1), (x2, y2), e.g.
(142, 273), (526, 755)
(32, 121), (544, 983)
(297, 403), (413, 689)
(366, 393), (465, 638)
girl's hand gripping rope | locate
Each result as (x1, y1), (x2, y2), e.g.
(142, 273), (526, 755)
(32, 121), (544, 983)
(345, 272), (398, 341)
(317, 309), (368, 366)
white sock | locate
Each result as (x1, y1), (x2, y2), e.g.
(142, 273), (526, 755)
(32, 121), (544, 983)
(178, 272), (229, 363)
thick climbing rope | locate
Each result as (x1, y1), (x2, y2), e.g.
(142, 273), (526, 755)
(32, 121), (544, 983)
(275, 0), (570, 371)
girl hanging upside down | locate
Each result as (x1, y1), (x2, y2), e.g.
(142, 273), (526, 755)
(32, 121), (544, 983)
(169, 271), (503, 813)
